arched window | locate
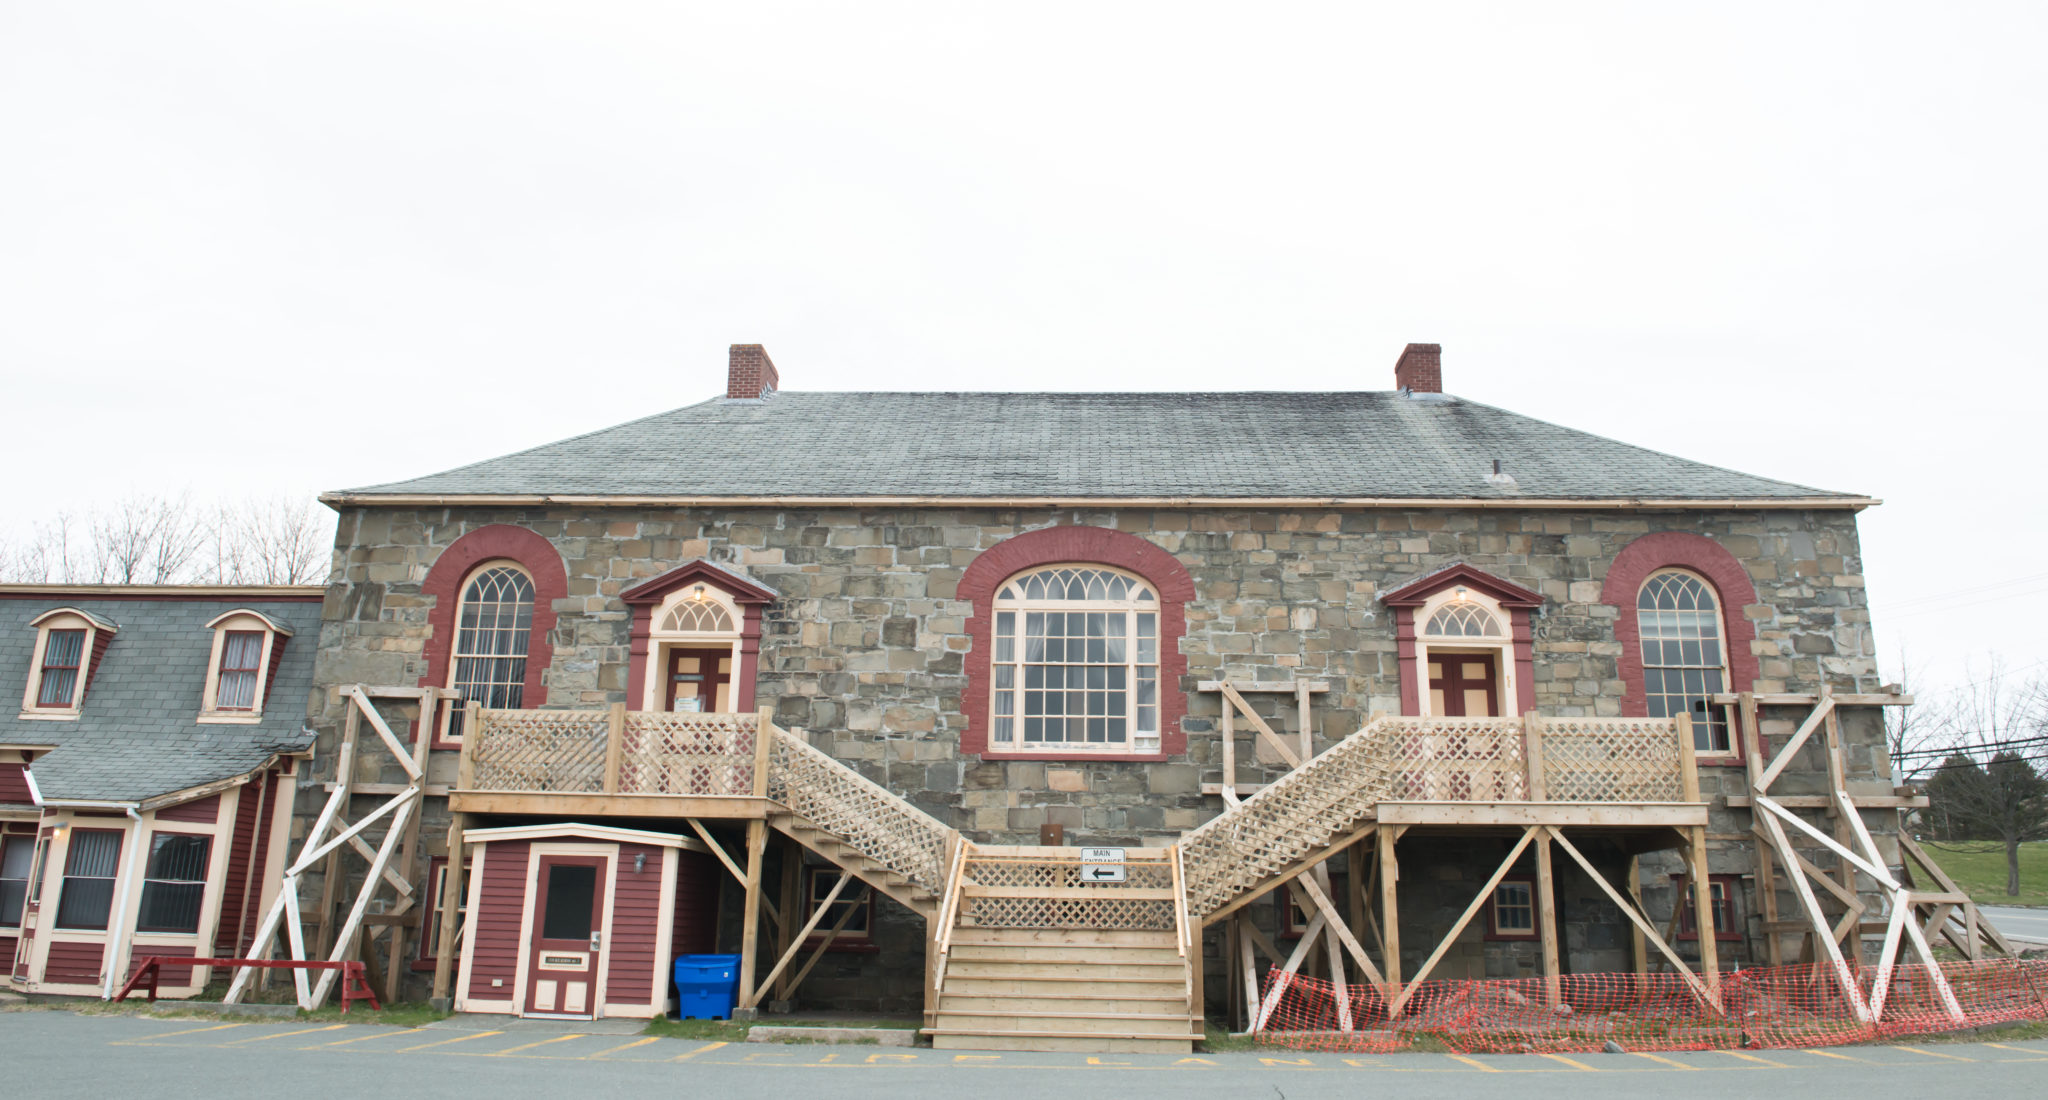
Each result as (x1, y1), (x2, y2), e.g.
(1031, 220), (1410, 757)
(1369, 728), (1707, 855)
(1636, 569), (1732, 753)
(446, 563), (536, 737)
(989, 566), (1160, 753)
(1424, 600), (1504, 639)
(659, 600), (734, 634)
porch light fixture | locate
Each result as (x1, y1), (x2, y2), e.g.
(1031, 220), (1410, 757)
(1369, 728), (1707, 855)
(690, 583), (709, 603)
(634, 852), (646, 873)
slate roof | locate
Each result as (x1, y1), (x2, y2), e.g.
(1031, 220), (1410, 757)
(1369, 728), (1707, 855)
(334, 391), (1855, 503)
(0, 592), (321, 804)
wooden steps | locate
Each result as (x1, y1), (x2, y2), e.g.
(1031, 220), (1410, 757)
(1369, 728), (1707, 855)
(924, 926), (1199, 1053)
(769, 811), (939, 918)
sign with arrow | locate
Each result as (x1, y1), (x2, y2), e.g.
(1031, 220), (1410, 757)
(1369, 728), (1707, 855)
(1079, 847), (1126, 883)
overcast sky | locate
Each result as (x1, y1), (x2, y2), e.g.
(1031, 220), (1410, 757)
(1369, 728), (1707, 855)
(3, 2), (2043, 696)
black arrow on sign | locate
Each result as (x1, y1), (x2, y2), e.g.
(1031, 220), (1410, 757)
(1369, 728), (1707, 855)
(1089, 868), (1119, 879)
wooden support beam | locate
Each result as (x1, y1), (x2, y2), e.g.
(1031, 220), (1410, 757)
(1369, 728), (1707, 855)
(603, 702), (626, 795)
(1198, 680), (1330, 693)
(1685, 825), (1721, 1004)
(1386, 828), (1538, 1016)
(785, 885), (868, 997)
(1753, 809), (1869, 1021)
(430, 814), (467, 1003)
(1220, 689), (1239, 808)
(1535, 830), (1561, 1006)
(1547, 827), (1720, 1013)
(736, 818), (768, 1010)
(1708, 692), (1912, 707)
(749, 870), (852, 1007)
(1292, 868), (1386, 987)
(1221, 684), (1301, 769)
(1252, 910), (1325, 1031)
(1755, 694), (1835, 793)
(1377, 826), (1402, 1015)
(1523, 711), (1547, 803)
(687, 819), (749, 885)
(1726, 794), (1928, 809)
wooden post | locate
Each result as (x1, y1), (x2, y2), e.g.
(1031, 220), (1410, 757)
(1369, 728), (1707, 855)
(1523, 711), (1547, 802)
(1220, 693), (1238, 807)
(1738, 691), (1781, 966)
(1295, 680), (1313, 765)
(1675, 712), (1702, 805)
(1377, 826), (1402, 1015)
(752, 707), (776, 799)
(603, 702), (627, 795)
(736, 819), (768, 1010)
(314, 700), (362, 960)
(1626, 855), (1648, 990)
(458, 700), (481, 790)
(386, 689), (435, 1005)
(430, 814), (467, 1004)
(1687, 826), (1721, 1004)
(1535, 829), (1561, 1006)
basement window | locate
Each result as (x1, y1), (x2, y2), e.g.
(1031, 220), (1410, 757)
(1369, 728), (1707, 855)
(1484, 874), (1540, 941)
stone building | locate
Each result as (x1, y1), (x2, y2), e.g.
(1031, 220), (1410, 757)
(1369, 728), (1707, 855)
(291, 343), (1914, 1043)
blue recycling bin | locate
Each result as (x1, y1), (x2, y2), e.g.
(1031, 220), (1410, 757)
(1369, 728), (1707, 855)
(672, 954), (742, 1020)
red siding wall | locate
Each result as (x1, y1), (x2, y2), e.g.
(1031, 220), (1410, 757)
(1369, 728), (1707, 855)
(128, 943), (201, 984)
(157, 793), (220, 824)
(465, 840), (529, 1002)
(213, 780), (264, 955)
(43, 941), (105, 985)
(0, 763), (31, 806)
(671, 851), (718, 956)
(605, 844), (661, 1006)
(0, 935), (14, 973)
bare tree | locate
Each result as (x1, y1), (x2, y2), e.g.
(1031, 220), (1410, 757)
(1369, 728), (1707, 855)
(1, 492), (330, 586)
(1904, 660), (2048, 897)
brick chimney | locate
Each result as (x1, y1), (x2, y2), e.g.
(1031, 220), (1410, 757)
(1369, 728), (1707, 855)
(1394, 343), (1442, 393)
(726, 344), (779, 399)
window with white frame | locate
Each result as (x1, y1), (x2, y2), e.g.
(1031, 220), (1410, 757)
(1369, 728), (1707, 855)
(1636, 570), (1734, 754)
(445, 564), (536, 740)
(199, 611), (290, 721)
(0, 834), (36, 926)
(20, 609), (115, 718)
(989, 566), (1159, 753)
(136, 833), (211, 934)
(55, 829), (122, 930)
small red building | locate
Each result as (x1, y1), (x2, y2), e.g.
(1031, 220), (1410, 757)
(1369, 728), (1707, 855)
(454, 823), (718, 1019)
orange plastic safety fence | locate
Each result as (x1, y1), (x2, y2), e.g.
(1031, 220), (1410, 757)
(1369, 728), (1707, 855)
(1255, 959), (2048, 1054)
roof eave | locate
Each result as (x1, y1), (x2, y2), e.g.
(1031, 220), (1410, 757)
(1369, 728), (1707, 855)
(320, 492), (1881, 512)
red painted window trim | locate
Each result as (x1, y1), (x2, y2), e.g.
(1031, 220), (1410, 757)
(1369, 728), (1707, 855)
(1599, 533), (1759, 766)
(412, 853), (471, 969)
(1483, 873), (1541, 941)
(958, 526), (1195, 761)
(417, 525), (569, 748)
(134, 831), (212, 934)
(1672, 873), (1743, 942)
(1381, 564), (1543, 719)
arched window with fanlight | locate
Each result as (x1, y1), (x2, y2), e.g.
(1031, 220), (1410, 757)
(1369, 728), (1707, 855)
(1636, 569), (1733, 754)
(989, 566), (1160, 753)
(445, 563), (536, 738)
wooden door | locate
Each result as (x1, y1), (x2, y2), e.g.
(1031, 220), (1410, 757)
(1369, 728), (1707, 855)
(1428, 653), (1501, 717)
(665, 648), (733, 713)
(524, 855), (606, 1018)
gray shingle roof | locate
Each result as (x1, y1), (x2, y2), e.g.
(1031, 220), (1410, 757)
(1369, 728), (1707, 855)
(337, 391), (1853, 502)
(1, 594), (319, 803)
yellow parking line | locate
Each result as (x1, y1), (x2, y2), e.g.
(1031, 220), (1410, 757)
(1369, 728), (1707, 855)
(1984, 1042), (2040, 1053)
(489, 1033), (585, 1056)
(396, 1030), (505, 1052)
(1718, 1050), (1789, 1067)
(1892, 1045), (1971, 1061)
(223, 1024), (348, 1045)
(1445, 1054), (1498, 1072)
(1538, 1053), (1597, 1071)
(1805, 1049), (1862, 1061)
(672, 1040), (729, 1062)
(308, 1030), (407, 1048)
(133, 1022), (249, 1040)
(1631, 1052), (1697, 1069)
(590, 1036), (662, 1058)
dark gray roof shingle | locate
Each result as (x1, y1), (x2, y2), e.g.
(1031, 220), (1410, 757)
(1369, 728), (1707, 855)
(338, 391), (1852, 501)
(2, 595), (319, 803)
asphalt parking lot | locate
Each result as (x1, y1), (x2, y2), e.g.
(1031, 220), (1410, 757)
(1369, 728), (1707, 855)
(2, 1010), (2046, 1099)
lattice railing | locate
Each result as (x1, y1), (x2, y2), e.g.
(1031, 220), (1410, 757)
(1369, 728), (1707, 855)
(1180, 715), (1401, 919)
(467, 709), (611, 792)
(1539, 716), (1686, 802)
(1380, 717), (1529, 802)
(619, 711), (756, 796)
(766, 729), (953, 892)
(958, 849), (1180, 931)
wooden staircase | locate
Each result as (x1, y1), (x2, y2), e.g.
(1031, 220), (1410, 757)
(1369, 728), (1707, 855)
(925, 928), (1201, 1052)
(770, 810), (940, 918)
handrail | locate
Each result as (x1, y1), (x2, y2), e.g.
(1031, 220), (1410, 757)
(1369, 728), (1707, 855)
(1170, 844), (1195, 1014)
(930, 835), (974, 995)
(765, 726), (954, 891)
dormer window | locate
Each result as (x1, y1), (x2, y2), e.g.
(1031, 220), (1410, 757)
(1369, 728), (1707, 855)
(199, 610), (291, 722)
(20, 608), (117, 720)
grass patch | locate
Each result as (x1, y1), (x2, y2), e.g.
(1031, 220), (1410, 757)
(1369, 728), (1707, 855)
(1915, 840), (2048, 907)
(641, 1016), (754, 1041)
